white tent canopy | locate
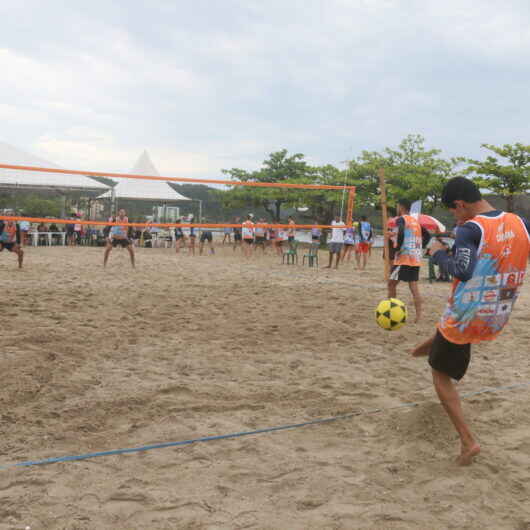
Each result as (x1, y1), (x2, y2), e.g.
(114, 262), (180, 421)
(98, 151), (190, 202)
(0, 141), (109, 192)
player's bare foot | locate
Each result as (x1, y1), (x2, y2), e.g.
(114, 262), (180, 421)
(458, 442), (481, 466)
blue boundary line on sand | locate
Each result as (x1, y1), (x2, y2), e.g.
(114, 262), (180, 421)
(1, 381), (529, 471)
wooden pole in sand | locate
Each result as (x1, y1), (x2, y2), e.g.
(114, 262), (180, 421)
(378, 168), (390, 281)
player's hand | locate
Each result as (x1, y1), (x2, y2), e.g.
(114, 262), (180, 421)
(429, 240), (446, 254)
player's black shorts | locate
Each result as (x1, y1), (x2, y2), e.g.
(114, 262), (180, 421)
(390, 265), (419, 282)
(112, 238), (131, 248)
(0, 242), (15, 252)
(243, 238), (253, 245)
(200, 231), (212, 243)
(255, 236), (265, 245)
(175, 233), (184, 240)
(428, 330), (471, 381)
(234, 232), (242, 241)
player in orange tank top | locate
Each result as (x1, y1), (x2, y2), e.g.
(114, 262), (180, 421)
(412, 177), (530, 465)
(388, 199), (425, 322)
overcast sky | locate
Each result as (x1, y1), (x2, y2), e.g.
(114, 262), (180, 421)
(1, 0), (529, 180)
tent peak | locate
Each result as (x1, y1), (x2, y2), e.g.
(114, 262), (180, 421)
(132, 150), (159, 177)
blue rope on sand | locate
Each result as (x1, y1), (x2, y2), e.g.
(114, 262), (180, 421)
(1, 381), (529, 471)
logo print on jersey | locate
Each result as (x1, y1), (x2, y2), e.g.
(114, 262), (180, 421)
(482, 289), (498, 303)
(485, 274), (502, 287)
(477, 304), (497, 317)
(496, 301), (513, 315)
(462, 291), (480, 304)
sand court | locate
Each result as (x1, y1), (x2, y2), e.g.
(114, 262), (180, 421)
(1, 245), (529, 529)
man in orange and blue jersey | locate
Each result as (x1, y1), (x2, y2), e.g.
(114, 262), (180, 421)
(413, 177), (530, 465)
(388, 199), (427, 322)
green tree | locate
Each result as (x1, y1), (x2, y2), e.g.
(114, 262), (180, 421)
(285, 164), (348, 225)
(222, 150), (314, 221)
(355, 134), (463, 212)
(465, 143), (530, 212)
(20, 195), (62, 217)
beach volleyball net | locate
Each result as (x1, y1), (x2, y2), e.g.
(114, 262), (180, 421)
(0, 162), (355, 236)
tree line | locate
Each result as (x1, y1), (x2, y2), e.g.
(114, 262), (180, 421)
(221, 135), (530, 225)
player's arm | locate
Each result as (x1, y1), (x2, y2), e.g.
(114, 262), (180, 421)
(431, 223), (480, 281)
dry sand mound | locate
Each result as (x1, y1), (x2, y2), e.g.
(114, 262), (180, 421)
(1, 245), (529, 529)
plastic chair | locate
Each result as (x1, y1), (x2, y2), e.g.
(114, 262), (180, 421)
(282, 240), (299, 264)
(302, 242), (320, 267)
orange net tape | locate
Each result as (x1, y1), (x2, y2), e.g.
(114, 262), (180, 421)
(0, 216), (351, 230)
(0, 163), (355, 191)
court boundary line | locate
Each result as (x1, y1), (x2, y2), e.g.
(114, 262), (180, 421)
(1, 381), (529, 471)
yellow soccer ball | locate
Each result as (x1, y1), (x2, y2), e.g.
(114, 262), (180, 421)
(375, 298), (407, 331)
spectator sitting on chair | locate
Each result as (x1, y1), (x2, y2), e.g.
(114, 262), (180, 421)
(37, 222), (48, 245)
(142, 227), (152, 247)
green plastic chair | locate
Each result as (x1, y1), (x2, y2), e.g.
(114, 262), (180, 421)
(282, 240), (299, 265)
(302, 242), (319, 267)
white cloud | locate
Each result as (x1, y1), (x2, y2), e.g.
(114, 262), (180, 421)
(0, 0), (529, 176)
(33, 128), (245, 178)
